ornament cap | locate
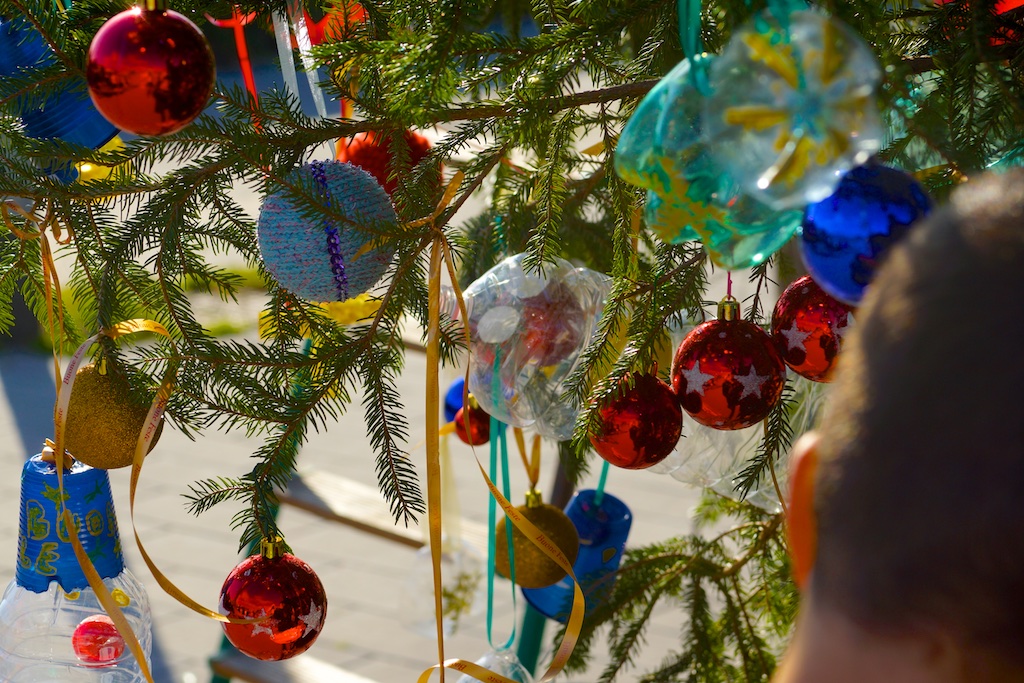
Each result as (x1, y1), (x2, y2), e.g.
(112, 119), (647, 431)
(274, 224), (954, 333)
(144, 0), (169, 10)
(39, 442), (75, 468)
(717, 296), (741, 321)
(260, 536), (286, 560)
(524, 489), (543, 508)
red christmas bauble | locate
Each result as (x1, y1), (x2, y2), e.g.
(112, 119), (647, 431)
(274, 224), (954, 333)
(336, 130), (432, 196)
(771, 275), (852, 382)
(590, 373), (682, 469)
(454, 401), (491, 445)
(220, 545), (327, 661)
(671, 308), (786, 430)
(519, 280), (585, 367)
(72, 615), (125, 666)
(86, 8), (215, 136)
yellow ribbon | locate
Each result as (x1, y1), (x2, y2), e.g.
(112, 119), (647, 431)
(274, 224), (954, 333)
(2, 200), (73, 388)
(512, 428), (542, 492)
(417, 172), (584, 683)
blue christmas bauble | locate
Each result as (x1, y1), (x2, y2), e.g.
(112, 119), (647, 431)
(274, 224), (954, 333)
(258, 161), (397, 302)
(800, 162), (932, 305)
(444, 377), (465, 423)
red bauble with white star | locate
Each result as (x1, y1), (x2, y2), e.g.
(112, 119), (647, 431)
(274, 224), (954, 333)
(671, 298), (787, 430)
(771, 275), (852, 382)
(590, 372), (682, 469)
(454, 398), (490, 445)
(220, 539), (327, 661)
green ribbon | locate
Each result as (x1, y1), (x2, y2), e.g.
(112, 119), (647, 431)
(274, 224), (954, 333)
(677, 0), (703, 61)
(486, 417), (518, 651)
(593, 460), (611, 507)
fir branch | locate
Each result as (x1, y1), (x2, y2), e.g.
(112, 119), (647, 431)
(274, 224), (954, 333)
(430, 79), (660, 122)
(734, 384), (797, 499)
(360, 343), (425, 525)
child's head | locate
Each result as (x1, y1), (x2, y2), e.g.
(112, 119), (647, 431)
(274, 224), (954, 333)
(785, 169), (1024, 679)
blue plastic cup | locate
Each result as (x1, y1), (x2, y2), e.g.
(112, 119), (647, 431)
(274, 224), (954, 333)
(16, 454), (126, 593)
(0, 16), (49, 75)
(1, 16), (119, 182)
(521, 489), (632, 622)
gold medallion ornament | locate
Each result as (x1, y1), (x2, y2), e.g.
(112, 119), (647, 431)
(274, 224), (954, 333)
(64, 362), (162, 470)
(494, 490), (580, 589)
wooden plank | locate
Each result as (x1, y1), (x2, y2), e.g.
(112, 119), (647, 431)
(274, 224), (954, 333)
(210, 650), (381, 683)
(278, 470), (489, 555)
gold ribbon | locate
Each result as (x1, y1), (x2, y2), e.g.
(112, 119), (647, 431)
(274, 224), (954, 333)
(512, 428), (542, 491)
(417, 173), (584, 683)
(2, 200), (73, 387)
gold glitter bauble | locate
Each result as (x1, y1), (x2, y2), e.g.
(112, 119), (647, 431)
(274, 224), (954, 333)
(64, 363), (162, 470)
(494, 502), (579, 589)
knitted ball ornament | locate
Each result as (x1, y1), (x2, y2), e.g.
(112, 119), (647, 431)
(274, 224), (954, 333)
(258, 161), (397, 302)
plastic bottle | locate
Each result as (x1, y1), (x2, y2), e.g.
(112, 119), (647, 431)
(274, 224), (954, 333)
(437, 253), (611, 440)
(0, 451), (152, 682)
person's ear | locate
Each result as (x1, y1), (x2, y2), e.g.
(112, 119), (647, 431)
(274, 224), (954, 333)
(788, 432), (820, 591)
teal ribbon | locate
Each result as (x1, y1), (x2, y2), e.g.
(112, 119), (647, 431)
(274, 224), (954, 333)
(677, 0), (702, 61)
(486, 347), (517, 651)
(486, 417), (518, 651)
(677, 0), (710, 95)
(593, 460), (611, 508)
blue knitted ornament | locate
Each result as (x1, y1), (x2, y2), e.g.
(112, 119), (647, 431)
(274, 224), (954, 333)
(258, 161), (397, 302)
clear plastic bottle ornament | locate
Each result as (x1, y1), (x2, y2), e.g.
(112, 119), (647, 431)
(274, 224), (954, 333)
(676, 376), (831, 511)
(646, 447), (686, 475)
(439, 253), (611, 440)
(0, 452), (152, 682)
(400, 538), (485, 638)
(614, 55), (803, 269)
(744, 376), (831, 511)
(703, 9), (883, 210)
(455, 647), (535, 683)
(672, 421), (761, 492)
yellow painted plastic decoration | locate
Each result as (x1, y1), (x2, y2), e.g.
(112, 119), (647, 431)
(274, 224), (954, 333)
(702, 8), (884, 210)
